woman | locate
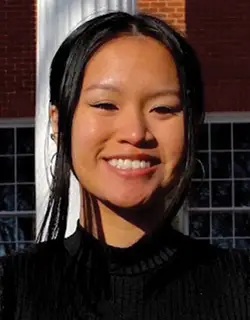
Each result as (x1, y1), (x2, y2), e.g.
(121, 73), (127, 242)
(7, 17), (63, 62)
(1, 11), (249, 320)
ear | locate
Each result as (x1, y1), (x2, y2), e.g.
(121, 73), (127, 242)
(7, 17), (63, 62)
(49, 105), (59, 143)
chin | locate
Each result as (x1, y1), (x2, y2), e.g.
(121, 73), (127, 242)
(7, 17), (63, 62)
(98, 184), (163, 211)
(102, 195), (154, 212)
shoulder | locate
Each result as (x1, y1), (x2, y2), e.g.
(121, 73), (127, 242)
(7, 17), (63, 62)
(154, 231), (250, 317)
(0, 239), (67, 285)
(189, 235), (250, 269)
(169, 229), (250, 285)
(0, 240), (71, 319)
(176, 233), (250, 292)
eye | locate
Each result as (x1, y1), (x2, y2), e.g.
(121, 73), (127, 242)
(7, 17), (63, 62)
(151, 105), (182, 115)
(90, 103), (117, 111)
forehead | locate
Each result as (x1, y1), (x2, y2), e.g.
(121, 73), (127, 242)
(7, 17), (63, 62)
(82, 35), (179, 91)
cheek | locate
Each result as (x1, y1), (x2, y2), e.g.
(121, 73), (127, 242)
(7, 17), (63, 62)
(71, 111), (109, 161)
(158, 117), (185, 164)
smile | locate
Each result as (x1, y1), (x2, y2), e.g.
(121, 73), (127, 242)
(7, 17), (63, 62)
(108, 159), (151, 170)
(104, 155), (161, 178)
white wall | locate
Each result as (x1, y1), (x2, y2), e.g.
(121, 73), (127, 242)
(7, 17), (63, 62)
(36, 0), (137, 238)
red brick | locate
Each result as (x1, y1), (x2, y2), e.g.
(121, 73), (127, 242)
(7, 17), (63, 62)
(0, 0), (36, 118)
(138, 0), (186, 32)
(150, 2), (167, 8)
(186, 0), (250, 112)
(166, 2), (183, 7)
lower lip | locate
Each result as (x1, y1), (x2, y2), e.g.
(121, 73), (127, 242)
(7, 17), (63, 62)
(104, 160), (159, 178)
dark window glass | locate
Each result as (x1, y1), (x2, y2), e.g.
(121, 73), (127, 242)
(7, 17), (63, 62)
(17, 243), (32, 251)
(0, 243), (15, 256)
(17, 216), (35, 241)
(212, 181), (232, 207)
(0, 185), (14, 211)
(193, 152), (209, 179)
(0, 244), (7, 257)
(188, 182), (210, 208)
(17, 156), (35, 182)
(212, 212), (233, 237)
(0, 217), (16, 242)
(234, 152), (250, 178)
(189, 212), (210, 238)
(0, 128), (14, 155)
(211, 123), (231, 150)
(197, 123), (208, 150)
(233, 123), (250, 149)
(17, 185), (35, 211)
(0, 156), (14, 183)
(235, 212), (250, 236)
(212, 239), (233, 249)
(211, 152), (232, 179)
(234, 181), (250, 207)
(16, 128), (34, 154)
(235, 239), (250, 250)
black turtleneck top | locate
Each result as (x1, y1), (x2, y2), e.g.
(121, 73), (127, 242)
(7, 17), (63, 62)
(0, 221), (250, 319)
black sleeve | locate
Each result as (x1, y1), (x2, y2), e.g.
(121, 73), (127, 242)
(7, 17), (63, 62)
(0, 256), (16, 320)
(0, 261), (4, 319)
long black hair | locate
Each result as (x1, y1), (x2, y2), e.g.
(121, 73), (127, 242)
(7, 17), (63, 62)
(37, 11), (204, 242)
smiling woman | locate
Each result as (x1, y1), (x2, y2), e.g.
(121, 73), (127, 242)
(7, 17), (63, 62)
(62, 35), (185, 238)
(0, 11), (250, 320)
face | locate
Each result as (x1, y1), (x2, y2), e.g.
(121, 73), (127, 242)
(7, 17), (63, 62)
(69, 35), (184, 209)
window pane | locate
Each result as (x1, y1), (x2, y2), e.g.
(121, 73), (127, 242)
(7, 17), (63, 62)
(235, 239), (250, 250)
(197, 123), (208, 150)
(189, 212), (210, 238)
(235, 212), (250, 237)
(234, 152), (250, 178)
(212, 239), (233, 249)
(17, 243), (32, 251)
(0, 128), (14, 155)
(0, 217), (16, 242)
(233, 123), (250, 149)
(189, 121), (250, 249)
(17, 156), (35, 182)
(234, 181), (250, 207)
(193, 152), (209, 179)
(0, 185), (14, 211)
(0, 156), (14, 183)
(211, 123), (231, 150)
(0, 244), (7, 257)
(212, 181), (232, 207)
(17, 216), (35, 241)
(16, 128), (34, 154)
(188, 182), (210, 208)
(0, 243), (15, 256)
(211, 152), (232, 179)
(17, 185), (35, 211)
(212, 212), (233, 237)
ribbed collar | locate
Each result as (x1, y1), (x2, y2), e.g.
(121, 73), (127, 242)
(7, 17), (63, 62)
(64, 219), (187, 276)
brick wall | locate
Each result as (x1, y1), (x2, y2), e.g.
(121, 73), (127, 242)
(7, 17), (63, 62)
(0, 0), (36, 118)
(137, 0), (186, 33)
(187, 0), (250, 112)
(2, 1), (249, 116)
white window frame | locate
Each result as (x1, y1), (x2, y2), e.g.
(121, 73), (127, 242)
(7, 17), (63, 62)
(0, 118), (35, 252)
(181, 112), (250, 245)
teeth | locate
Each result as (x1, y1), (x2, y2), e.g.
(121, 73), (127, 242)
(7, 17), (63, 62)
(133, 160), (140, 169)
(108, 158), (151, 170)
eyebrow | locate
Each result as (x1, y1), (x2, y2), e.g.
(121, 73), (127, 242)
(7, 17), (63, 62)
(83, 84), (180, 98)
(146, 89), (180, 99)
(83, 84), (121, 93)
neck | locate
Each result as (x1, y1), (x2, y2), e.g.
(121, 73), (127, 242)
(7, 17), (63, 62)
(79, 193), (165, 248)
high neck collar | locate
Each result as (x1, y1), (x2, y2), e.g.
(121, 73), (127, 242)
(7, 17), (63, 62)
(64, 219), (188, 276)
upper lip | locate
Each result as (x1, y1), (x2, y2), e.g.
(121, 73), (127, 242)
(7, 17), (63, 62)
(104, 154), (161, 164)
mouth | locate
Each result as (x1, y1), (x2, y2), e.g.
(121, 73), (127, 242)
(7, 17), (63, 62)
(103, 155), (161, 172)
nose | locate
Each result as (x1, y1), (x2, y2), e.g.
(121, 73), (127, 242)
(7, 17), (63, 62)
(116, 109), (153, 147)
